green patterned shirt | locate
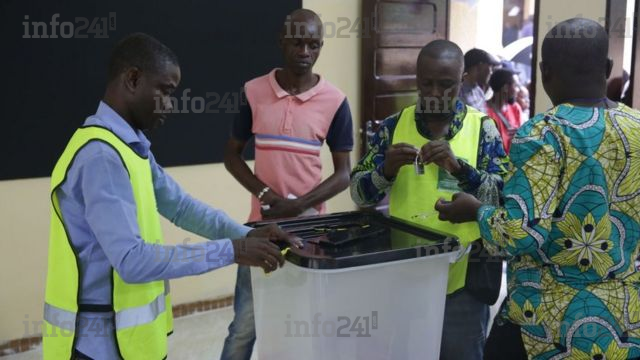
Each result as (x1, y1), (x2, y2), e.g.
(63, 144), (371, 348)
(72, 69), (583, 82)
(478, 102), (640, 359)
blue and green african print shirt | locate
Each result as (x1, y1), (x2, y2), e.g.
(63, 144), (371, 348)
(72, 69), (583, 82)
(478, 102), (640, 359)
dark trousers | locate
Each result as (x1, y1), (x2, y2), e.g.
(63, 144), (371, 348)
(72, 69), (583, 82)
(483, 316), (528, 360)
(439, 288), (490, 360)
(73, 349), (95, 360)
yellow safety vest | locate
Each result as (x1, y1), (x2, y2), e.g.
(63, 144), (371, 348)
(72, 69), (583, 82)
(43, 126), (173, 360)
(389, 105), (482, 294)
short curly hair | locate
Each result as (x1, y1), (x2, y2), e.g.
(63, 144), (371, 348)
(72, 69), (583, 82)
(107, 33), (179, 81)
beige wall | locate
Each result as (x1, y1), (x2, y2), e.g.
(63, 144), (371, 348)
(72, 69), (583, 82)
(0, 0), (611, 345)
(450, 0), (503, 54)
(310, 0), (362, 211)
(0, 177), (51, 342)
(0, 165), (252, 343)
(533, 0), (607, 113)
(0, 0), (361, 344)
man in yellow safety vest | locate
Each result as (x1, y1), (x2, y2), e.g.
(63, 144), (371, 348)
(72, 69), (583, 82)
(350, 39), (509, 360)
(43, 33), (301, 360)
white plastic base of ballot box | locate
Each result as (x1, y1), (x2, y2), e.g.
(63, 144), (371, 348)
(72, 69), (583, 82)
(250, 251), (458, 360)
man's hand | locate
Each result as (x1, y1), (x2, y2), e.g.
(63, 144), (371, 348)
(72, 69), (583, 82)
(247, 224), (304, 249)
(259, 190), (303, 220)
(261, 198), (304, 220)
(231, 237), (285, 273)
(260, 189), (283, 206)
(383, 143), (419, 180)
(420, 140), (461, 174)
(434, 192), (483, 223)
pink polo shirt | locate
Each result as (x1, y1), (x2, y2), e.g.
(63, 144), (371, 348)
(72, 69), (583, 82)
(244, 69), (349, 222)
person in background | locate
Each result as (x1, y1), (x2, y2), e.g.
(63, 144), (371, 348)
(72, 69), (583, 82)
(520, 15), (535, 37)
(221, 9), (353, 360)
(516, 83), (530, 121)
(459, 48), (501, 113)
(607, 71), (629, 103)
(486, 69), (523, 153)
(436, 18), (640, 359)
(43, 33), (300, 360)
(351, 39), (509, 360)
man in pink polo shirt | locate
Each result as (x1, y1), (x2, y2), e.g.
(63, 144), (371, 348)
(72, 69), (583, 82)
(221, 9), (353, 359)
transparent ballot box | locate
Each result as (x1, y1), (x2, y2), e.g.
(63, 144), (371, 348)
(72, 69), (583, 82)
(250, 211), (460, 360)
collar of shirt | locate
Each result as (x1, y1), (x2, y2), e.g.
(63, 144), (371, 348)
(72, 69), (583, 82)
(413, 98), (466, 140)
(268, 68), (326, 102)
(85, 101), (152, 157)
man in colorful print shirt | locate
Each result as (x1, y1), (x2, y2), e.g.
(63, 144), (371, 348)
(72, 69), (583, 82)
(436, 18), (640, 359)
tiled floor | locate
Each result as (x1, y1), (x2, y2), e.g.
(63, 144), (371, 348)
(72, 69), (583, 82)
(4, 272), (506, 360)
(3, 307), (256, 360)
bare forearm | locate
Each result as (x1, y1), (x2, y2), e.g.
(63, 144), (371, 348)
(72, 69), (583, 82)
(297, 170), (350, 209)
(224, 152), (267, 197)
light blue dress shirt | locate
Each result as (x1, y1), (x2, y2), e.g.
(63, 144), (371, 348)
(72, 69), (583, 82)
(56, 101), (250, 359)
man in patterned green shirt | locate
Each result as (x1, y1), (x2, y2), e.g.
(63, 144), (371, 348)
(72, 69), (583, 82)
(351, 40), (510, 360)
(437, 18), (640, 359)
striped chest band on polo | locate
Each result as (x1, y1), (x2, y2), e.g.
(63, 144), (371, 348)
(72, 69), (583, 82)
(255, 134), (322, 156)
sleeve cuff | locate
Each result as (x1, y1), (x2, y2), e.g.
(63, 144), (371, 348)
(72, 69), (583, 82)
(204, 239), (236, 270)
(239, 225), (252, 237)
(329, 146), (354, 152)
(452, 158), (475, 182)
(477, 204), (496, 240)
(373, 164), (394, 190)
(227, 223), (252, 240)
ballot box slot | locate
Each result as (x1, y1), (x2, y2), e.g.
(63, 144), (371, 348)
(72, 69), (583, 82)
(248, 211), (459, 269)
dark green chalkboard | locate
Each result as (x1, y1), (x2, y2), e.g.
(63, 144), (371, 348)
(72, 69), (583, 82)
(0, 0), (301, 180)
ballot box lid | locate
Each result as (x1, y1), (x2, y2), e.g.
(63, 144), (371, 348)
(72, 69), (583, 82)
(246, 211), (460, 270)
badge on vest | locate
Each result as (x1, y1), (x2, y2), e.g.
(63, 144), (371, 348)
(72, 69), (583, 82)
(437, 162), (465, 193)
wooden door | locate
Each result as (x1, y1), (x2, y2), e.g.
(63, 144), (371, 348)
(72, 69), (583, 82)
(361, 0), (449, 152)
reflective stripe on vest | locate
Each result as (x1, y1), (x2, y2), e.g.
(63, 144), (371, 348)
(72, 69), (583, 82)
(116, 293), (166, 330)
(389, 105), (483, 294)
(44, 294), (167, 331)
(44, 126), (172, 360)
(44, 303), (76, 332)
